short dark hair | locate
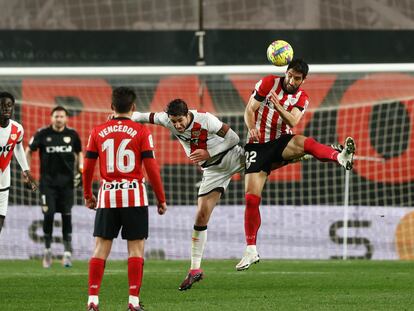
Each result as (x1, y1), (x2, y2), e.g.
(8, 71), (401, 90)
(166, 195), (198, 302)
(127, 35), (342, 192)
(112, 87), (137, 113)
(165, 99), (188, 116)
(51, 105), (69, 116)
(0, 92), (15, 104)
(287, 58), (309, 79)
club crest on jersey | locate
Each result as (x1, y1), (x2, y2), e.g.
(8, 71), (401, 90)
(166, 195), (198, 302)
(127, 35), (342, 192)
(10, 134), (17, 141)
(63, 136), (71, 143)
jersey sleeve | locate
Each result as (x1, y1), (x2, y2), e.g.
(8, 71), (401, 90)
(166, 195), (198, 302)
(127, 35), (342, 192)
(28, 130), (42, 151)
(138, 125), (155, 159)
(131, 111), (169, 127)
(152, 112), (169, 127)
(294, 92), (310, 112)
(205, 112), (223, 134)
(17, 126), (24, 143)
(253, 75), (277, 102)
(85, 128), (99, 159)
(73, 131), (82, 153)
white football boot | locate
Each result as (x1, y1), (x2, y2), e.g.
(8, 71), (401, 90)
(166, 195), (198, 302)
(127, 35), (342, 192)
(337, 137), (356, 170)
(236, 249), (260, 271)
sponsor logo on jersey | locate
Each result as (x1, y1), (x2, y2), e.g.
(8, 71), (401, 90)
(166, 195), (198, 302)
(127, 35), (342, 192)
(45, 145), (73, 153)
(0, 144), (13, 157)
(103, 180), (138, 190)
(63, 136), (71, 143)
(176, 134), (199, 144)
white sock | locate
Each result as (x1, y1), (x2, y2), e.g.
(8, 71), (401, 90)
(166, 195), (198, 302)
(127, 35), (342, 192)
(246, 245), (257, 254)
(129, 295), (139, 307)
(88, 295), (99, 305)
(190, 228), (207, 270)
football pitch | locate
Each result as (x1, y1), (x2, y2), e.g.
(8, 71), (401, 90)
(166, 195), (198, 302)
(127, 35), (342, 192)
(0, 259), (413, 311)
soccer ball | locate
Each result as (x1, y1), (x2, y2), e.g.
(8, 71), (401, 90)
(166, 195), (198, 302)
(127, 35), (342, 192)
(266, 40), (294, 66)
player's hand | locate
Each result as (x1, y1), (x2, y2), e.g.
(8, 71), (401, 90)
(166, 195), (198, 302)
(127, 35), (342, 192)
(157, 202), (167, 215)
(22, 170), (38, 192)
(248, 128), (260, 142)
(189, 149), (210, 163)
(74, 172), (83, 188)
(85, 195), (97, 210)
(269, 91), (282, 110)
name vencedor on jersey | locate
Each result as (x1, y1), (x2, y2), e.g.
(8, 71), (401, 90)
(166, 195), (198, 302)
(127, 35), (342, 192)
(98, 124), (138, 138)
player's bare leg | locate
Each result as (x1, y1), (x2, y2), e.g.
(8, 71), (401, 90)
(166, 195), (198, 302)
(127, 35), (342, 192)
(237, 172), (267, 271)
(179, 190), (221, 290)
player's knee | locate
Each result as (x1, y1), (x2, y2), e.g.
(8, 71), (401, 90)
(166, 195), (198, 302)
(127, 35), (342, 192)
(245, 193), (261, 208)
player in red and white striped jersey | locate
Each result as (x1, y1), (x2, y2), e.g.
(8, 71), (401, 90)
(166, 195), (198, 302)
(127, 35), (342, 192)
(83, 87), (166, 311)
(0, 92), (37, 235)
(237, 59), (355, 271)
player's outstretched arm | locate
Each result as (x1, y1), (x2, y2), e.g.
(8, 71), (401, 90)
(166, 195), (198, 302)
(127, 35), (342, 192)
(131, 112), (152, 123)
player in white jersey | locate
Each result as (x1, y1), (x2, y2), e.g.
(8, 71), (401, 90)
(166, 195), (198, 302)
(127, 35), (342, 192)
(131, 98), (244, 290)
(0, 92), (37, 234)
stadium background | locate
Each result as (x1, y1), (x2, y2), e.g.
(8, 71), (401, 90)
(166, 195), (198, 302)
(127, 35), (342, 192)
(0, 0), (414, 261)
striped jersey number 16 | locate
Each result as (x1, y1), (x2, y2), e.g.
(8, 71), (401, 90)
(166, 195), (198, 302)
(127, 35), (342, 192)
(102, 138), (135, 173)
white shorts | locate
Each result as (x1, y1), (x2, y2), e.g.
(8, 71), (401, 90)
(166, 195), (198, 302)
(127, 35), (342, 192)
(198, 146), (245, 196)
(0, 190), (9, 217)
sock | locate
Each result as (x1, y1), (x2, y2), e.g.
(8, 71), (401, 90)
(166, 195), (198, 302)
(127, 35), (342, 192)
(190, 225), (207, 270)
(128, 257), (144, 298)
(304, 137), (339, 162)
(246, 245), (257, 253)
(87, 295), (99, 306)
(88, 257), (105, 296)
(244, 194), (261, 246)
(129, 295), (140, 307)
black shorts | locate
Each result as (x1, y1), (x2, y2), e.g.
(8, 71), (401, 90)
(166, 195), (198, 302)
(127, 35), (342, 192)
(244, 134), (294, 175)
(93, 207), (148, 240)
(40, 185), (74, 215)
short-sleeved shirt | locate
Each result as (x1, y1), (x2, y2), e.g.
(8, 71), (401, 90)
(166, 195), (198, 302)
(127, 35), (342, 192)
(85, 117), (154, 208)
(135, 110), (230, 167)
(28, 126), (82, 188)
(248, 75), (309, 144)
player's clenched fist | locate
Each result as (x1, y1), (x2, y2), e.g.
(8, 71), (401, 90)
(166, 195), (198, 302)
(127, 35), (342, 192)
(157, 202), (167, 215)
(85, 195), (97, 210)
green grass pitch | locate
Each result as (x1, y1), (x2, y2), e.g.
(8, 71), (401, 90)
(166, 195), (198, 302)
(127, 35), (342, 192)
(0, 259), (413, 310)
